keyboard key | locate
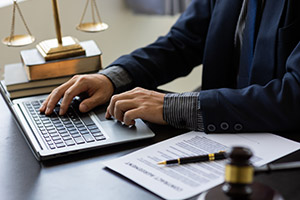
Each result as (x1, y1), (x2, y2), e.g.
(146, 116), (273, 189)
(38, 125), (44, 129)
(65, 124), (75, 128)
(46, 127), (55, 131)
(58, 130), (68, 134)
(80, 113), (94, 125)
(82, 134), (95, 143)
(91, 129), (101, 133)
(49, 144), (56, 149)
(43, 121), (51, 125)
(62, 135), (72, 141)
(72, 133), (81, 138)
(56, 143), (66, 148)
(78, 127), (88, 132)
(65, 139), (75, 146)
(80, 130), (89, 135)
(87, 125), (98, 130)
(70, 130), (79, 135)
(52, 119), (61, 123)
(95, 135), (106, 141)
(48, 130), (57, 134)
(92, 132), (103, 137)
(74, 137), (85, 144)
(71, 118), (81, 123)
(73, 121), (83, 125)
(41, 130), (48, 135)
(76, 123), (85, 128)
(67, 127), (77, 131)
(61, 118), (70, 122)
(56, 127), (66, 131)
(52, 135), (61, 141)
(45, 124), (54, 128)
(54, 139), (63, 144)
(63, 121), (72, 125)
(60, 133), (69, 137)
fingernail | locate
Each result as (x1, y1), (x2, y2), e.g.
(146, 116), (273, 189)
(45, 107), (50, 115)
(39, 104), (45, 112)
(105, 112), (110, 118)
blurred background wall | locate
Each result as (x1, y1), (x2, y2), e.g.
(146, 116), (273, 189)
(0, 0), (201, 92)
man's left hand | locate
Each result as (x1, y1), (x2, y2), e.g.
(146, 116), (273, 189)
(105, 87), (167, 126)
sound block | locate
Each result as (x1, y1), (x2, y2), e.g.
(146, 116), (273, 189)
(198, 182), (284, 200)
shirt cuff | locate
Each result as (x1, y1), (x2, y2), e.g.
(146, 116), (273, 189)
(99, 66), (134, 94)
(163, 92), (204, 131)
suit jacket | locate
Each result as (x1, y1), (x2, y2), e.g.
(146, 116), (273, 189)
(108, 0), (300, 133)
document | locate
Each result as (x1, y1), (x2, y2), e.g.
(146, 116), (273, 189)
(104, 132), (300, 200)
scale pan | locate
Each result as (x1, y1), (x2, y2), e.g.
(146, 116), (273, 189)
(77, 22), (108, 33)
(2, 34), (35, 47)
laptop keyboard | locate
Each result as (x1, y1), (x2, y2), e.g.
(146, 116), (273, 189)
(24, 99), (106, 150)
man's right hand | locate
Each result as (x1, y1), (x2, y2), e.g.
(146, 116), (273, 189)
(39, 74), (114, 116)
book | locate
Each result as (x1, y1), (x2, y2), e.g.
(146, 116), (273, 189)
(7, 84), (59, 99)
(20, 40), (102, 80)
(4, 63), (72, 91)
(1, 80), (58, 99)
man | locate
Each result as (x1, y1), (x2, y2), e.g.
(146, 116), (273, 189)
(40, 0), (300, 133)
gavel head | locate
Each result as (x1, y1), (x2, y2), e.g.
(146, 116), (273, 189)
(222, 146), (254, 199)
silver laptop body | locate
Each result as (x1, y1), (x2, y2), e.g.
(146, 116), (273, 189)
(0, 81), (155, 161)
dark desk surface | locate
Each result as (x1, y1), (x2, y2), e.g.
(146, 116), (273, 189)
(1, 95), (300, 200)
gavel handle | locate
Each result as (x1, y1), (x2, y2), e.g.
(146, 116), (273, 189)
(255, 161), (300, 174)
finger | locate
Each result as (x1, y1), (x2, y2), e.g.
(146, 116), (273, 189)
(79, 94), (102, 113)
(123, 108), (144, 126)
(59, 81), (88, 115)
(41, 78), (76, 114)
(39, 94), (51, 113)
(105, 87), (143, 119)
(107, 92), (136, 119)
(114, 100), (137, 122)
(44, 85), (70, 115)
(105, 106), (112, 119)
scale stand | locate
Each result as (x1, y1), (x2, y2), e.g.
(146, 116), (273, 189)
(76, 0), (108, 32)
(2, 0), (35, 47)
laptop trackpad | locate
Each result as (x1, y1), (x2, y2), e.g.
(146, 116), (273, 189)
(100, 119), (154, 140)
(92, 104), (155, 139)
(93, 104), (109, 121)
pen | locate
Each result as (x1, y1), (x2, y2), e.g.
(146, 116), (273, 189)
(158, 151), (226, 165)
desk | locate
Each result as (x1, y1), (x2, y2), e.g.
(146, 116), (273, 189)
(0, 95), (300, 200)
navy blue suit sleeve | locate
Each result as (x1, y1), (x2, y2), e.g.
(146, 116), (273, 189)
(107, 0), (215, 89)
(200, 42), (300, 133)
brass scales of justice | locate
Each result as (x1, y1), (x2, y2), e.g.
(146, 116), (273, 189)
(2, 0), (108, 61)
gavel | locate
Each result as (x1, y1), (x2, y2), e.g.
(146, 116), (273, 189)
(200, 146), (300, 200)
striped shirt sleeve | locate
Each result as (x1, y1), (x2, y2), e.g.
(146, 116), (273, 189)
(163, 92), (204, 131)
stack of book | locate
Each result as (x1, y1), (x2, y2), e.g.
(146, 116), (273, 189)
(4, 63), (70, 98)
(3, 40), (102, 99)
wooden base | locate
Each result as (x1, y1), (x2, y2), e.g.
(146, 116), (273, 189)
(36, 36), (85, 61)
(198, 182), (284, 200)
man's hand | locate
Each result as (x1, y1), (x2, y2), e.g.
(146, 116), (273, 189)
(39, 74), (114, 115)
(106, 87), (167, 126)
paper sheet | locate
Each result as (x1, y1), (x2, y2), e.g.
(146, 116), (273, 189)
(104, 132), (300, 200)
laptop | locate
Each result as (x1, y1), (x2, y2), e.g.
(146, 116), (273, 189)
(0, 81), (155, 161)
